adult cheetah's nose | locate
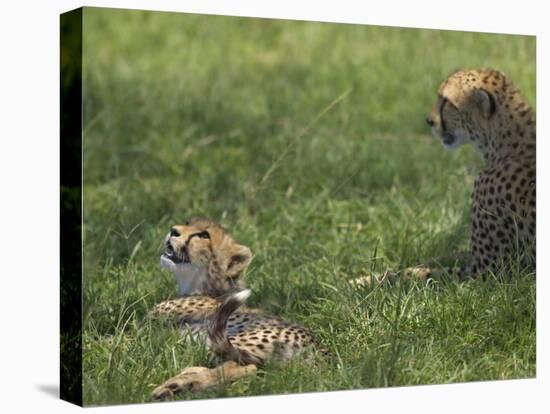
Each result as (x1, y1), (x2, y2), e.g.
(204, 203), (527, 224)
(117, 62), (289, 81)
(426, 115), (434, 127)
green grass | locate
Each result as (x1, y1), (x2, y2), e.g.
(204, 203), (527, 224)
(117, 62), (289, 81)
(81, 8), (536, 406)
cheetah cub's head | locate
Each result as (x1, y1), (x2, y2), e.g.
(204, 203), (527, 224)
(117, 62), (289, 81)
(426, 68), (500, 151)
(160, 217), (252, 297)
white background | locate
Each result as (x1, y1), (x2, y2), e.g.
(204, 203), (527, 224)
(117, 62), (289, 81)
(0, 0), (547, 412)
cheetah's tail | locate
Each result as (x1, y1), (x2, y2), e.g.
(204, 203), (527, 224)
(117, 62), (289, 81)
(207, 289), (263, 366)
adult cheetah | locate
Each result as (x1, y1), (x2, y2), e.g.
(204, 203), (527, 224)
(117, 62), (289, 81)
(150, 217), (319, 400)
(424, 68), (536, 278)
(355, 68), (535, 286)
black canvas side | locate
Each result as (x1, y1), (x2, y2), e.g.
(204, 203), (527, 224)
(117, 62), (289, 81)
(60, 7), (83, 407)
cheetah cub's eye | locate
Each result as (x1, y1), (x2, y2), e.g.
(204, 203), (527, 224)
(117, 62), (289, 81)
(197, 230), (210, 239)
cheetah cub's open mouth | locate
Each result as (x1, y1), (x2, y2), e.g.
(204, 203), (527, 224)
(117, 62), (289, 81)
(161, 240), (188, 265)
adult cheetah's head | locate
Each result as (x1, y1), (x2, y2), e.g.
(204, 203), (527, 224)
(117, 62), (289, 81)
(426, 68), (501, 151)
(160, 217), (252, 296)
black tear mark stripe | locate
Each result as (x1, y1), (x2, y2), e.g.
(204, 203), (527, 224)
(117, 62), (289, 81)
(440, 98), (448, 133)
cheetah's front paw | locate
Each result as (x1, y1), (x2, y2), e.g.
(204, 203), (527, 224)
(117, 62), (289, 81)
(350, 267), (435, 288)
(152, 362), (257, 400)
(152, 366), (211, 400)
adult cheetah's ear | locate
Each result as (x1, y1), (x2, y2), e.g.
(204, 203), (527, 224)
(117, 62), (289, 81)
(473, 88), (496, 119)
(226, 244), (252, 278)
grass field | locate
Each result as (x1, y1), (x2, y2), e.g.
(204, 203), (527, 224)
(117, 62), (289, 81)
(81, 8), (536, 406)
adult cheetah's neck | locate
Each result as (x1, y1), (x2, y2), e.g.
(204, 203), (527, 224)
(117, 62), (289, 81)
(478, 89), (536, 165)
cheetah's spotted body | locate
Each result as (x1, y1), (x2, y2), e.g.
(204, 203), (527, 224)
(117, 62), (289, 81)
(151, 218), (317, 399)
(425, 68), (536, 277)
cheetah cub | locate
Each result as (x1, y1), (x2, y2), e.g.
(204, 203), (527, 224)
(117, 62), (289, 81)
(151, 217), (317, 400)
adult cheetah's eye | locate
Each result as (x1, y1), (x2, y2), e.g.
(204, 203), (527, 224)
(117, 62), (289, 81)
(170, 228), (180, 237)
(441, 98), (458, 114)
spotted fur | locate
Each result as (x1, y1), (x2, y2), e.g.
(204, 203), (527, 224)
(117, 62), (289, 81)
(151, 218), (318, 399)
(425, 68), (536, 277)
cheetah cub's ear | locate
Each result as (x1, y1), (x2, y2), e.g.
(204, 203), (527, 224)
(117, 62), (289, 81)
(473, 88), (496, 119)
(226, 244), (253, 279)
